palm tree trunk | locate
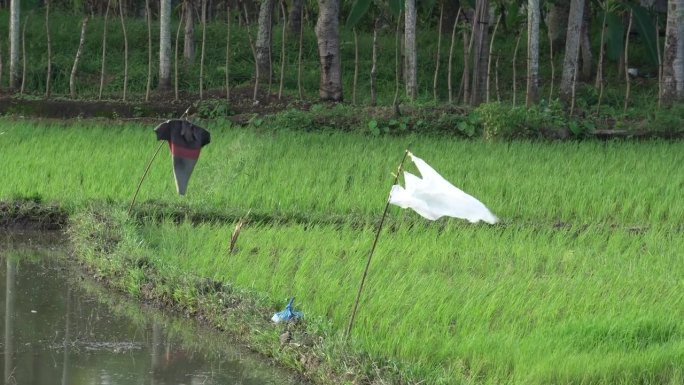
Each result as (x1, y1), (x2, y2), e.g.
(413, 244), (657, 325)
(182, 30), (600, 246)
(9, 0), (20, 90)
(470, 0), (489, 106)
(404, 0), (417, 100)
(559, 0), (584, 106)
(159, 0), (172, 90)
(315, 0), (342, 101)
(184, 0), (195, 63)
(526, 0), (540, 106)
(256, 0), (274, 85)
(661, 0), (684, 104)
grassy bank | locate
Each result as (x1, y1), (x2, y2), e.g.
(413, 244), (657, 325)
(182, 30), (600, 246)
(2, 119), (684, 384)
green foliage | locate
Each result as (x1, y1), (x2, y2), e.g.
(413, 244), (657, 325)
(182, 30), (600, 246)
(625, 3), (659, 66)
(5, 120), (684, 384)
(476, 100), (567, 139)
(193, 100), (232, 119)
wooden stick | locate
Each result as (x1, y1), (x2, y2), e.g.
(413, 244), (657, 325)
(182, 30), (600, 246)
(346, 149), (411, 338)
(128, 107), (192, 216)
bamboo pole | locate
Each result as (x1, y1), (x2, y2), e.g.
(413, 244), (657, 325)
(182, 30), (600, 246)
(69, 17), (89, 99)
(200, 0), (207, 100)
(433, 1), (444, 102)
(595, 6), (607, 112)
(512, 32), (522, 106)
(128, 107), (192, 217)
(447, 8), (461, 104)
(244, 3), (259, 102)
(20, 13), (29, 95)
(119, 0), (129, 101)
(45, 0), (52, 98)
(98, 0), (111, 100)
(623, 10), (633, 114)
(278, 0), (286, 100)
(297, 5), (304, 100)
(393, 12), (402, 109)
(346, 149), (411, 338)
(370, 20), (378, 106)
(486, 14), (501, 103)
(353, 27), (359, 105)
(175, 1), (184, 101)
(225, 4), (231, 102)
(145, 0), (152, 102)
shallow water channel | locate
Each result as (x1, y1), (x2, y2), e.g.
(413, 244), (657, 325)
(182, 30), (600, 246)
(0, 231), (299, 385)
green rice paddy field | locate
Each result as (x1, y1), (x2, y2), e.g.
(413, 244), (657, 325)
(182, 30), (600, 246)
(2, 118), (683, 384)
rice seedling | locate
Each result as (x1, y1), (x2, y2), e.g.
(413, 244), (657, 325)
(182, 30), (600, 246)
(2, 119), (683, 228)
(2, 119), (683, 383)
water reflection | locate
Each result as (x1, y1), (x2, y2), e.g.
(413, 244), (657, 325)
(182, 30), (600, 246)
(0, 231), (296, 385)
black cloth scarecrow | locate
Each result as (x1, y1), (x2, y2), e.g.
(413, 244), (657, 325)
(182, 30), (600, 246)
(154, 119), (211, 195)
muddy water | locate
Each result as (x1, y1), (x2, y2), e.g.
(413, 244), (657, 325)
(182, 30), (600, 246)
(0, 231), (299, 385)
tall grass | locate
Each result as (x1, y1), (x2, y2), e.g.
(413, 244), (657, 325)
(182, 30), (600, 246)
(3, 120), (683, 383)
(132, 217), (684, 384)
(1, 119), (683, 227)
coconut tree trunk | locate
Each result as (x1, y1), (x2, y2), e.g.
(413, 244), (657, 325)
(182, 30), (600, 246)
(661, 0), (684, 104)
(579, 3), (593, 80)
(184, 0), (195, 63)
(159, 0), (172, 90)
(470, 0), (490, 106)
(315, 0), (342, 101)
(256, 0), (274, 86)
(546, 1), (570, 53)
(526, 0), (540, 106)
(559, 0), (584, 106)
(9, 0), (20, 90)
(404, 0), (417, 100)
(70, 17), (88, 99)
(288, 0), (304, 34)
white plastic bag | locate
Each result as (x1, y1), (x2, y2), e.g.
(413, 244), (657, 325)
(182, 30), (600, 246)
(389, 153), (498, 224)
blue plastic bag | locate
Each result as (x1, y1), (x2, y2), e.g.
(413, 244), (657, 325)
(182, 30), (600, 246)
(271, 297), (303, 323)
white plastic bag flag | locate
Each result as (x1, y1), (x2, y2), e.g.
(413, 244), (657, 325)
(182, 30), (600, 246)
(389, 153), (498, 224)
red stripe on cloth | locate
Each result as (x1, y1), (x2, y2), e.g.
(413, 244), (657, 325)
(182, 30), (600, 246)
(169, 142), (201, 159)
